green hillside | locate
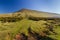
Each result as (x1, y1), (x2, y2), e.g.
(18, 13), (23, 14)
(0, 9), (60, 40)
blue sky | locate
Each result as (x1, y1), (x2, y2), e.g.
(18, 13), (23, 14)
(0, 0), (60, 14)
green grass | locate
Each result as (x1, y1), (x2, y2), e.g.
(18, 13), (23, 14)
(0, 9), (60, 40)
(0, 19), (60, 40)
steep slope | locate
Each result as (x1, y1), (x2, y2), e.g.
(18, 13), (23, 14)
(0, 8), (60, 22)
(17, 9), (60, 18)
(0, 9), (60, 40)
(0, 8), (60, 18)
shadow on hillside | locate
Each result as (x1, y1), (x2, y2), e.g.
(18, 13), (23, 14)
(0, 17), (23, 23)
(27, 27), (56, 40)
(13, 27), (56, 40)
(28, 15), (55, 21)
(44, 23), (57, 35)
(21, 33), (28, 40)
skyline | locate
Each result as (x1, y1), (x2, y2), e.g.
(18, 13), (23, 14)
(0, 0), (60, 14)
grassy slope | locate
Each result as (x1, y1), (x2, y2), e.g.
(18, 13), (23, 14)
(0, 19), (60, 40)
(0, 9), (60, 40)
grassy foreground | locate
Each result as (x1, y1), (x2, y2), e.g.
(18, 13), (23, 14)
(0, 18), (60, 40)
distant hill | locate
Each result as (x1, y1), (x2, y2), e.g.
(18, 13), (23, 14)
(0, 8), (60, 22)
(0, 9), (60, 40)
(0, 8), (60, 18)
(18, 8), (60, 18)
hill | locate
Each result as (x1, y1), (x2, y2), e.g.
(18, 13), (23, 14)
(0, 9), (60, 22)
(0, 9), (60, 40)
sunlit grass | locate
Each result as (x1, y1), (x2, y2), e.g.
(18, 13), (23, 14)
(0, 18), (60, 40)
